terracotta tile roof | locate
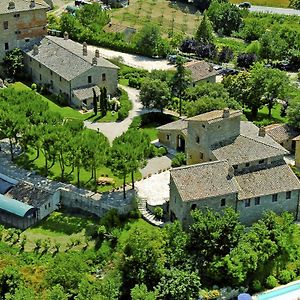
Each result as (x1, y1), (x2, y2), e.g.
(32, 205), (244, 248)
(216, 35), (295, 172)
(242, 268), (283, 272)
(236, 164), (300, 200)
(0, 0), (49, 14)
(171, 161), (239, 202)
(264, 124), (299, 144)
(184, 60), (218, 82)
(187, 109), (242, 123)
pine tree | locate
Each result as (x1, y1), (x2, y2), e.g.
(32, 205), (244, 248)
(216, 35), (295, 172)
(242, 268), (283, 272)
(93, 88), (97, 115)
(195, 12), (214, 45)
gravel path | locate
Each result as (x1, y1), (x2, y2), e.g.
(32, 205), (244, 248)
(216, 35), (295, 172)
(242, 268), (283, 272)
(249, 5), (300, 16)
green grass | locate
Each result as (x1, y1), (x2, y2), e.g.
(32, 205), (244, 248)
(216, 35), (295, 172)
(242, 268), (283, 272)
(244, 103), (288, 125)
(141, 123), (159, 141)
(22, 211), (97, 252)
(11, 82), (118, 123)
(16, 148), (141, 193)
(119, 78), (129, 86)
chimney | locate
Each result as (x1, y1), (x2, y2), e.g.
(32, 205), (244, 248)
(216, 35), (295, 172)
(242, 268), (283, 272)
(30, 0), (35, 8)
(8, 1), (15, 9)
(228, 166), (234, 179)
(82, 42), (87, 56)
(95, 49), (100, 58)
(223, 108), (230, 118)
(64, 31), (69, 40)
(92, 56), (97, 66)
(258, 127), (266, 137)
(33, 44), (39, 55)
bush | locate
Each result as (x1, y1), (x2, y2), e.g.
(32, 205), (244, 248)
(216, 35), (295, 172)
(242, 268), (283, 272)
(171, 152), (186, 167)
(265, 275), (278, 289)
(100, 209), (121, 229)
(278, 270), (296, 284)
(154, 207), (164, 220)
(157, 146), (168, 157)
(252, 279), (262, 292)
(117, 106), (129, 121)
(31, 83), (37, 91)
(117, 88), (132, 121)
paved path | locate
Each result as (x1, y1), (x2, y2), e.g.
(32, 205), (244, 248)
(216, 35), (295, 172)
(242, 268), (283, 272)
(84, 85), (179, 143)
(249, 5), (300, 15)
(88, 44), (173, 71)
(135, 171), (170, 206)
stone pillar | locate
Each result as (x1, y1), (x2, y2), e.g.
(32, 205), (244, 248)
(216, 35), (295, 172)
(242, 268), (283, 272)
(294, 137), (300, 168)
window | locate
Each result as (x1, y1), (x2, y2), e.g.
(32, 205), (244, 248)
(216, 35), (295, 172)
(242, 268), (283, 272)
(202, 124), (205, 128)
(286, 191), (291, 199)
(50, 70), (53, 76)
(199, 152), (203, 159)
(50, 80), (53, 89)
(166, 134), (170, 141)
(272, 194), (278, 202)
(48, 203), (51, 208)
(255, 197), (260, 205)
(220, 198), (226, 207)
(88, 75), (92, 84)
(39, 63), (41, 68)
(39, 74), (42, 81)
(15, 30), (21, 35)
(102, 73), (106, 81)
(59, 76), (62, 82)
(44, 205), (47, 210)
(259, 159), (265, 164)
(4, 43), (9, 51)
(245, 199), (250, 207)
(196, 136), (200, 144)
(3, 21), (8, 30)
(25, 38), (30, 43)
(191, 204), (197, 210)
(245, 162), (250, 167)
(30, 57), (32, 62)
(14, 13), (20, 18)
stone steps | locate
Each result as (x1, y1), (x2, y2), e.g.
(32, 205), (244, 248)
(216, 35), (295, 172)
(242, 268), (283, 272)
(138, 198), (165, 227)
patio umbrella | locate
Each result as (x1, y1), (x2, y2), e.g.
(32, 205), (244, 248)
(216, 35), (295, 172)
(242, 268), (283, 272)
(238, 293), (252, 300)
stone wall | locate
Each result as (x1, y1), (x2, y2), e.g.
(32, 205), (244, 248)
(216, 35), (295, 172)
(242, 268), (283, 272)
(38, 190), (61, 220)
(158, 130), (185, 151)
(0, 9), (47, 61)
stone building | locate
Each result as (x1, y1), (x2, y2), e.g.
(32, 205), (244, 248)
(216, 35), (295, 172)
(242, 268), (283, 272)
(23, 34), (119, 108)
(0, 0), (49, 62)
(0, 173), (60, 229)
(184, 60), (218, 86)
(167, 109), (300, 227)
(264, 123), (299, 152)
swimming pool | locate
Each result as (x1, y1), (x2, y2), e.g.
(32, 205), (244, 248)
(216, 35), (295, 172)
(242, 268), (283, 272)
(257, 281), (300, 300)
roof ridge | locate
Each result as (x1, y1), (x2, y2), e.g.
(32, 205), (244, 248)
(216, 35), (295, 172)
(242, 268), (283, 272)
(171, 159), (227, 172)
(240, 133), (288, 153)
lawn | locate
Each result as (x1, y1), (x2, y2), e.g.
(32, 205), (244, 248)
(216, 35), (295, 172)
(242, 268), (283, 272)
(141, 123), (159, 141)
(110, 0), (200, 36)
(16, 147), (142, 193)
(11, 82), (119, 123)
(21, 210), (97, 252)
(229, 0), (289, 7)
(244, 103), (288, 125)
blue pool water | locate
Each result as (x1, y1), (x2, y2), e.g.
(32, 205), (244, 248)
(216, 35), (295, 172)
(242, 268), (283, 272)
(257, 282), (300, 300)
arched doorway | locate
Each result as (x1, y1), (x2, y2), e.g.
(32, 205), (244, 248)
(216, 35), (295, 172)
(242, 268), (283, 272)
(177, 135), (185, 152)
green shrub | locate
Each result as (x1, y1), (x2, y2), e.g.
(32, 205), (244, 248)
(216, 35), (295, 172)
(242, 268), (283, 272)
(278, 270), (296, 284)
(265, 275), (278, 289)
(252, 279), (262, 292)
(157, 146), (168, 157)
(100, 209), (121, 229)
(154, 207), (164, 220)
(171, 152), (186, 167)
(129, 116), (142, 129)
(117, 106), (129, 121)
(117, 88), (132, 121)
(31, 83), (37, 91)
(129, 209), (142, 219)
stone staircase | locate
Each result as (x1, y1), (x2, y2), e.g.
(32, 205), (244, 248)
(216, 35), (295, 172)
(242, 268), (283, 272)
(138, 198), (165, 227)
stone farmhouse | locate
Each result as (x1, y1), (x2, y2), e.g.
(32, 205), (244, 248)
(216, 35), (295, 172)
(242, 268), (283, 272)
(23, 34), (119, 108)
(0, 0), (49, 62)
(184, 60), (218, 86)
(158, 109), (300, 226)
(0, 173), (60, 229)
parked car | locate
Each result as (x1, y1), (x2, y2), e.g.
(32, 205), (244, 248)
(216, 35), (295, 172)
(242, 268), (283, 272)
(238, 2), (251, 8)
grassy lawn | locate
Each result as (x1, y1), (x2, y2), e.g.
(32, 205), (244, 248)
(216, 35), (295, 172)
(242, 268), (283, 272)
(141, 123), (159, 141)
(230, 0), (289, 7)
(16, 148), (141, 193)
(244, 103), (288, 125)
(21, 211), (97, 252)
(110, 0), (200, 36)
(11, 82), (119, 123)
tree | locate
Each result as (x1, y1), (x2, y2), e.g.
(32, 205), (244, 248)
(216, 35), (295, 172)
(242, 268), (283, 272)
(99, 87), (108, 116)
(2, 48), (24, 78)
(207, 0), (242, 36)
(289, 0), (300, 9)
(287, 96), (300, 129)
(193, 0), (212, 11)
(93, 88), (97, 115)
(237, 53), (258, 69)
(180, 38), (198, 53)
(47, 285), (68, 300)
(135, 24), (169, 57)
(195, 12), (214, 45)
(131, 284), (157, 300)
(172, 56), (191, 116)
(140, 78), (171, 113)
(196, 43), (217, 60)
(218, 46), (234, 63)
